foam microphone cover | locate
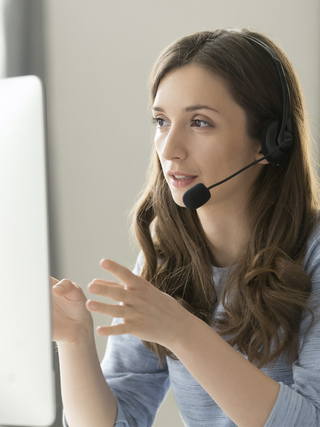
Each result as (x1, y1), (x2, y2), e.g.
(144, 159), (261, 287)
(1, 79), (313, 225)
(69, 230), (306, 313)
(183, 183), (211, 210)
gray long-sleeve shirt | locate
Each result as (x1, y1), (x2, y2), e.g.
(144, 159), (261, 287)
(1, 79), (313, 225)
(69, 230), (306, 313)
(101, 225), (320, 426)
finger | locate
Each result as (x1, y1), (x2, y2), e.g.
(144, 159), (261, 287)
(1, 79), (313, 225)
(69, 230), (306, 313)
(96, 322), (128, 336)
(86, 300), (125, 317)
(100, 259), (139, 288)
(88, 279), (127, 302)
(52, 279), (84, 302)
(51, 276), (59, 287)
(52, 279), (74, 295)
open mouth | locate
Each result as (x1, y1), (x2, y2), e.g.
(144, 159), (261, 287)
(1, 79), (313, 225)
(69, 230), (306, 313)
(172, 174), (196, 180)
(168, 172), (198, 188)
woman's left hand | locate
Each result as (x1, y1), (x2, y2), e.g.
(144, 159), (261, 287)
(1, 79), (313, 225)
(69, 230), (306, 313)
(86, 259), (190, 349)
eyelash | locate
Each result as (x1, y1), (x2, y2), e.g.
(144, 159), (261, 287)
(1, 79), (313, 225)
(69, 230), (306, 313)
(152, 117), (166, 127)
(152, 117), (213, 128)
(191, 119), (212, 128)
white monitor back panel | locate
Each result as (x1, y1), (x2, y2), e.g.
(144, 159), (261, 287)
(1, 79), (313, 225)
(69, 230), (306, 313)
(0, 76), (55, 426)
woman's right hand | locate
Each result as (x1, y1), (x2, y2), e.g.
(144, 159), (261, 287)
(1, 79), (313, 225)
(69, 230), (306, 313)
(51, 277), (94, 345)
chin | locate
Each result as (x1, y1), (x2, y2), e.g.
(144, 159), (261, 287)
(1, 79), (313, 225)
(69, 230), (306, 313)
(170, 192), (186, 208)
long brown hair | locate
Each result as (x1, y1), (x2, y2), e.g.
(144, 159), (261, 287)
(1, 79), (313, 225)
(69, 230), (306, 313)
(133, 29), (319, 367)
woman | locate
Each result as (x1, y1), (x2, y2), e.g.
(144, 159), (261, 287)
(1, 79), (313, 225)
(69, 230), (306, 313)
(52, 29), (320, 426)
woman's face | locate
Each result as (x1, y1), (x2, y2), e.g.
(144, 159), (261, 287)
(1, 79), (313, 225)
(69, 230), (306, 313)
(152, 64), (265, 211)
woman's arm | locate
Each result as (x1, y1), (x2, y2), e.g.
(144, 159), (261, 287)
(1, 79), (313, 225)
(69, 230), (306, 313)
(52, 278), (117, 427)
(57, 336), (118, 427)
(88, 259), (320, 427)
(168, 312), (280, 427)
(101, 319), (170, 427)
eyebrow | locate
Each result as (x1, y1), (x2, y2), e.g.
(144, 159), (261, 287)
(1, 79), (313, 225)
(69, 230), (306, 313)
(152, 104), (219, 114)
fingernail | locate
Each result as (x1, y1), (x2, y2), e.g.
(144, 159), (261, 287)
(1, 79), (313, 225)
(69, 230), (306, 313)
(88, 300), (98, 310)
(101, 259), (111, 268)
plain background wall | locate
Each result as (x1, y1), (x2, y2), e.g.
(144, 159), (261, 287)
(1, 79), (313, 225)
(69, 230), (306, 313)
(44, 1), (320, 425)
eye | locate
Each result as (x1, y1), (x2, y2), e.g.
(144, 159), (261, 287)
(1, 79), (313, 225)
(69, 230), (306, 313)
(191, 119), (212, 128)
(152, 117), (170, 128)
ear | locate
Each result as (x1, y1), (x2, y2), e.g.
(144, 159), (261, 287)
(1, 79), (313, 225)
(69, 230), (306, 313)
(256, 149), (269, 165)
(253, 139), (269, 165)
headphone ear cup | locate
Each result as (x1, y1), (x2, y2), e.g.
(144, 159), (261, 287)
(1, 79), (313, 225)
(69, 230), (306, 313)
(261, 119), (285, 165)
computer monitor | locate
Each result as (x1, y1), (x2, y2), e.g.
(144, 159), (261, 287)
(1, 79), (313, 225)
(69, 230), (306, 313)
(0, 76), (56, 426)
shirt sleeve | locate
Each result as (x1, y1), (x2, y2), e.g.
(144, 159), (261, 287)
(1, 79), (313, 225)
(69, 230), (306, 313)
(101, 324), (170, 427)
(265, 230), (320, 426)
(62, 337), (169, 427)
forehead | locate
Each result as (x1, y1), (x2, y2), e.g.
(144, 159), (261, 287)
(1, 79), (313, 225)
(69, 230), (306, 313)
(153, 64), (245, 118)
(155, 65), (232, 105)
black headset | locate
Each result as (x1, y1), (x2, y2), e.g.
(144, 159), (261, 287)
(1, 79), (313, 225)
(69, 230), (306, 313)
(243, 34), (294, 165)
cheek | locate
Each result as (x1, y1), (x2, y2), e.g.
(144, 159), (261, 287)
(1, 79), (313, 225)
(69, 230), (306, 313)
(196, 143), (239, 183)
(154, 135), (163, 160)
(154, 135), (170, 176)
(155, 149), (168, 183)
(155, 145), (164, 169)
(196, 145), (221, 174)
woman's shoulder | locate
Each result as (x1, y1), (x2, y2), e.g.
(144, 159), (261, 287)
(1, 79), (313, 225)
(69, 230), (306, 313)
(302, 219), (320, 300)
(302, 219), (320, 271)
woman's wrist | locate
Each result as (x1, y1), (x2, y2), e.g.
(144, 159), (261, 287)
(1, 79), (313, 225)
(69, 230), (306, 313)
(56, 317), (95, 349)
(166, 308), (204, 355)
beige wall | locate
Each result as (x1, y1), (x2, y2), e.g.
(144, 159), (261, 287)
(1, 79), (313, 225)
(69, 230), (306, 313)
(45, 1), (320, 425)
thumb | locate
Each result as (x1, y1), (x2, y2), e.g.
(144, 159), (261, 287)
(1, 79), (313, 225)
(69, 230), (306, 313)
(51, 276), (59, 287)
(52, 279), (86, 302)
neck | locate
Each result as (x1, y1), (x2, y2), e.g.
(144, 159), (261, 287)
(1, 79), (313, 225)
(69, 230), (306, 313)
(197, 203), (250, 268)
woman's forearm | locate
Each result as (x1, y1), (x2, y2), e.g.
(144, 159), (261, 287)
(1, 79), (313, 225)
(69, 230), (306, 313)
(57, 332), (117, 427)
(169, 313), (280, 427)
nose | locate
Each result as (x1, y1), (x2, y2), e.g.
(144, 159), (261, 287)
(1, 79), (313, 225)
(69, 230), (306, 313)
(157, 125), (188, 161)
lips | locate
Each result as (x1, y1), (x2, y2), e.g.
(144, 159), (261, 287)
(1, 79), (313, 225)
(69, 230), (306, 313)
(168, 171), (198, 188)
